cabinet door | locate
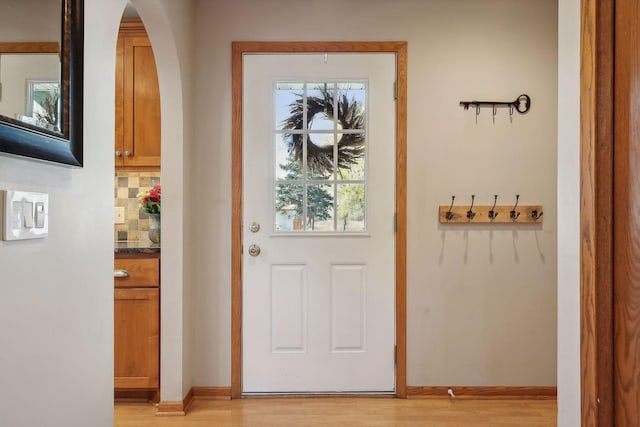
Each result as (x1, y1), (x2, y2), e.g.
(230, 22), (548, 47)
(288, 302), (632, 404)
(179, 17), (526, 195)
(123, 36), (161, 167)
(114, 34), (125, 166)
(114, 288), (159, 389)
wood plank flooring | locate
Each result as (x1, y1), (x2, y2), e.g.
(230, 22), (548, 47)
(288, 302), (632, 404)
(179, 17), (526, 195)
(115, 398), (556, 426)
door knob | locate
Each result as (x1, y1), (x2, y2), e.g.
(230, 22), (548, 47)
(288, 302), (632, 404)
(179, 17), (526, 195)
(249, 222), (260, 233)
(115, 150), (122, 157)
(248, 244), (261, 257)
(124, 150), (131, 157)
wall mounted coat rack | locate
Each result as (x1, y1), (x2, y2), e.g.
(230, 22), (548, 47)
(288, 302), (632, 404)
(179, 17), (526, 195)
(439, 194), (543, 224)
(460, 94), (531, 123)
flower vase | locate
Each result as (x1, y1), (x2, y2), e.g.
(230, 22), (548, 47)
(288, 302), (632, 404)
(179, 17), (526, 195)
(148, 213), (161, 244)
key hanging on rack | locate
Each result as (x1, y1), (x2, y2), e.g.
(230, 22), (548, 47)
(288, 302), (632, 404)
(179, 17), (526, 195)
(460, 94), (531, 123)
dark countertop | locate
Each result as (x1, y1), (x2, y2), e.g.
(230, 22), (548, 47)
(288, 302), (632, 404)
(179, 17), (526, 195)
(115, 241), (161, 254)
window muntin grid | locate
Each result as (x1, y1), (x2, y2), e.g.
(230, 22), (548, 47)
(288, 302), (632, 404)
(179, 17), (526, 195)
(274, 81), (367, 233)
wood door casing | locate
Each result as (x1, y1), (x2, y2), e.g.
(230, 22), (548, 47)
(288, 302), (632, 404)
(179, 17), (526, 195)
(231, 41), (407, 399)
(613, 0), (640, 424)
(582, 0), (640, 424)
(580, 0), (615, 425)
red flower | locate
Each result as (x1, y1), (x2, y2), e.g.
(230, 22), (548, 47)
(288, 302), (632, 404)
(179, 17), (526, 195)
(137, 185), (161, 214)
(148, 185), (161, 203)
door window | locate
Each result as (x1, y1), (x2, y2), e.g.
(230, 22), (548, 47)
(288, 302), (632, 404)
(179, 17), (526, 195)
(274, 81), (367, 232)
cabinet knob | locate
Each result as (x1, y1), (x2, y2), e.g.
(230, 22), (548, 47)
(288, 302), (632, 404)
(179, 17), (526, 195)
(115, 150), (122, 157)
(124, 151), (131, 157)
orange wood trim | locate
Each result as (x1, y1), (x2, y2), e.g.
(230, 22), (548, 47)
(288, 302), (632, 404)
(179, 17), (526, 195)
(231, 41), (244, 400)
(407, 386), (557, 400)
(192, 386), (232, 400)
(580, 0), (615, 425)
(613, 0), (640, 424)
(183, 388), (195, 414)
(0, 42), (59, 53)
(231, 41), (407, 54)
(438, 205), (544, 224)
(394, 41), (408, 400)
(119, 18), (148, 34)
(231, 41), (408, 399)
(155, 402), (185, 416)
(114, 390), (158, 402)
(155, 388), (194, 417)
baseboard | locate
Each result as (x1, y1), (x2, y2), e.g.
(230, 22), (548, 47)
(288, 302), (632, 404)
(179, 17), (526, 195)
(192, 386), (233, 400)
(155, 388), (194, 416)
(406, 386), (557, 400)
(114, 389), (158, 403)
(155, 385), (554, 415)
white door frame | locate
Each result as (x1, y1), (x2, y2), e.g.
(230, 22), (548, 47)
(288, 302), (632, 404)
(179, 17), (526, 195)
(231, 41), (408, 398)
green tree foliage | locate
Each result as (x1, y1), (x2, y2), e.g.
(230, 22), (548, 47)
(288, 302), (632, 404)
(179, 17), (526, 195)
(337, 165), (365, 230)
(275, 158), (333, 230)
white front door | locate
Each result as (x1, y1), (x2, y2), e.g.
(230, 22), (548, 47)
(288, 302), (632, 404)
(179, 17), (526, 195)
(242, 53), (396, 393)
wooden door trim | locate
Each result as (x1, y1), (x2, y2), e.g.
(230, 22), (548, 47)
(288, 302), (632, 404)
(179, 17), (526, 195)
(231, 41), (408, 399)
(580, 0), (614, 425)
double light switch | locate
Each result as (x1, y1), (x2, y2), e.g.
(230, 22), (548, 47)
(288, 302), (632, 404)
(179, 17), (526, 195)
(1, 190), (49, 241)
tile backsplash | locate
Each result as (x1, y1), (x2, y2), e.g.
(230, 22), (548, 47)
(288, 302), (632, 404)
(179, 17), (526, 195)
(114, 171), (160, 242)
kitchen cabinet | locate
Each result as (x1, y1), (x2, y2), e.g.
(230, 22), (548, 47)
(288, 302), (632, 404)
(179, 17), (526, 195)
(114, 254), (159, 401)
(115, 19), (161, 169)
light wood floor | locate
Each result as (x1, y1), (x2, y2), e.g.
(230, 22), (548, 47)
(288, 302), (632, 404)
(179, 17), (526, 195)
(115, 398), (557, 426)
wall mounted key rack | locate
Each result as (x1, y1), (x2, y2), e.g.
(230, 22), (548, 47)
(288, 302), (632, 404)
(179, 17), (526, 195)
(439, 194), (543, 224)
(459, 94), (531, 123)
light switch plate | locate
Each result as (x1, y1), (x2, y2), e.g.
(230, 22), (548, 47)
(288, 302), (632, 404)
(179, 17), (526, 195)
(114, 207), (125, 224)
(1, 190), (49, 241)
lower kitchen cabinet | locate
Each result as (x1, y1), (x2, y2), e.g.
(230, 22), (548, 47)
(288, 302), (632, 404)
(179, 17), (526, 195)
(114, 254), (159, 401)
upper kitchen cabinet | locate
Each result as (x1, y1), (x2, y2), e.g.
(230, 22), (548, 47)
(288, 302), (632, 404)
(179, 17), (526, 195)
(115, 19), (161, 169)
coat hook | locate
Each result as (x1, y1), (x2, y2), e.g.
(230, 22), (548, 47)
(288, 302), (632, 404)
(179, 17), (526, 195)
(475, 105), (480, 124)
(467, 195), (476, 219)
(510, 194), (521, 219)
(531, 209), (544, 220)
(445, 195), (456, 220)
(492, 104), (497, 124)
(509, 105), (514, 123)
(488, 194), (499, 219)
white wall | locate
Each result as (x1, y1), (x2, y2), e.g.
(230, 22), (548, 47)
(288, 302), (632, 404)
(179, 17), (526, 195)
(0, 0), (583, 423)
(557, 0), (581, 424)
(0, 0), (122, 425)
(129, 0), (196, 402)
(192, 0), (559, 387)
(0, 0), (195, 423)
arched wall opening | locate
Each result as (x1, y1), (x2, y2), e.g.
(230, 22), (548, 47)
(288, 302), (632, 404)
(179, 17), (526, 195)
(115, 0), (191, 403)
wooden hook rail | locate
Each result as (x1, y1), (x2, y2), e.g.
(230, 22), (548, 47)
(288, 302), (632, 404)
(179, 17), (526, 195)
(438, 204), (544, 224)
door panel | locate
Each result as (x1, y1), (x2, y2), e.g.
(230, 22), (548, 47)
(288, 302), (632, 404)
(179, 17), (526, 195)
(242, 54), (396, 393)
(331, 264), (366, 352)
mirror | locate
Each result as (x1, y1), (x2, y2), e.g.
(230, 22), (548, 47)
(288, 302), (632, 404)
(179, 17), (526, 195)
(0, 0), (83, 167)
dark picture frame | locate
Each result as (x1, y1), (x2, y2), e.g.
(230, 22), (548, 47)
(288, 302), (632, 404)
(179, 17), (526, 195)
(0, 0), (83, 167)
